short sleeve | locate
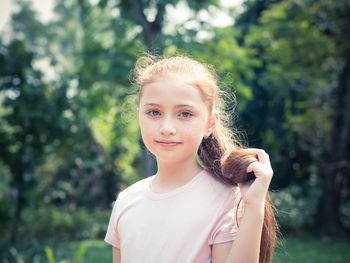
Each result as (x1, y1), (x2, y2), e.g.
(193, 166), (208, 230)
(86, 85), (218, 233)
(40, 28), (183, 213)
(209, 187), (242, 245)
(104, 196), (121, 248)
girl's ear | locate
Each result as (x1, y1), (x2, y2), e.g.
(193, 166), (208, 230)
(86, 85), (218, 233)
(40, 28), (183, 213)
(205, 111), (218, 138)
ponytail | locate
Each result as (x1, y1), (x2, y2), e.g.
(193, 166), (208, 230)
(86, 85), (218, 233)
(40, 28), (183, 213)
(199, 141), (278, 263)
(198, 134), (227, 184)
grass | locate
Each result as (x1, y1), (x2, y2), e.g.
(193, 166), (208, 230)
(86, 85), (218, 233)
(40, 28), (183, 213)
(59, 235), (350, 263)
(3, 235), (350, 262)
(56, 240), (111, 263)
(272, 235), (350, 263)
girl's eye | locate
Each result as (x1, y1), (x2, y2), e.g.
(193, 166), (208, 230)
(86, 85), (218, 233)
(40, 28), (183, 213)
(179, 111), (193, 118)
(146, 110), (161, 117)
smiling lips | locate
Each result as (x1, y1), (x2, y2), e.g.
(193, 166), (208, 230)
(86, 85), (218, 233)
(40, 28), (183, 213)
(156, 140), (181, 147)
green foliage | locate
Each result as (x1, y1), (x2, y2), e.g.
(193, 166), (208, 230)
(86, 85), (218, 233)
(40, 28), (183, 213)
(44, 247), (55, 263)
(235, 0), (349, 236)
(271, 182), (322, 233)
(0, 244), (87, 263)
(234, 0), (348, 193)
(55, 240), (111, 263)
(44, 244), (86, 263)
(0, 0), (143, 244)
(72, 245), (86, 263)
(46, 0), (143, 185)
(91, 95), (140, 182)
(18, 205), (110, 240)
(0, 160), (12, 235)
(193, 26), (261, 112)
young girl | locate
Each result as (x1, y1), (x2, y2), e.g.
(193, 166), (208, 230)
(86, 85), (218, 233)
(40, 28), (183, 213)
(105, 55), (276, 263)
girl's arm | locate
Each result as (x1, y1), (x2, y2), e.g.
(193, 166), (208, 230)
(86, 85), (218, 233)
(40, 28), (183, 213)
(113, 247), (121, 263)
(212, 203), (264, 263)
(212, 149), (272, 263)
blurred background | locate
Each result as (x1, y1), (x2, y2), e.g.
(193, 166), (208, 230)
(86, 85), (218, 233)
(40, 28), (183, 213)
(0, 0), (349, 262)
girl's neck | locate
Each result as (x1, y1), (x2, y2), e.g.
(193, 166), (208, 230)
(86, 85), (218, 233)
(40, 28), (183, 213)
(152, 157), (203, 193)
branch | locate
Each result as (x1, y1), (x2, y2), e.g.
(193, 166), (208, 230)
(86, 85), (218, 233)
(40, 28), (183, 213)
(129, 0), (150, 32)
(153, 2), (165, 28)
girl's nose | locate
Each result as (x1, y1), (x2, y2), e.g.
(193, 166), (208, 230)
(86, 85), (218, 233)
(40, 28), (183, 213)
(159, 117), (176, 135)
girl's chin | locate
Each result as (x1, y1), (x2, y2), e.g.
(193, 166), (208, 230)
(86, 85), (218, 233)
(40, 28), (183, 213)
(155, 154), (197, 165)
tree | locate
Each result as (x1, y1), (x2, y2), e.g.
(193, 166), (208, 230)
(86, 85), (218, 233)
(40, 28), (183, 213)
(242, 0), (350, 237)
(107, 0), (220, 50)
(311, 0), (350, 238)
(0, 0), (142, 243)
(0, 38), (69, 243)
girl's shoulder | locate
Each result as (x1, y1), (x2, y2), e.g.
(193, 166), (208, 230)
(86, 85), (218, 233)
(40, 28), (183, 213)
(202, 170), (240, 199)
(204, 170), (237, 191)
(117, 176), (154, 200)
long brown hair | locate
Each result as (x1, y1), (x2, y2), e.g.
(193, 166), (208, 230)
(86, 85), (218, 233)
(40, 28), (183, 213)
(199, 137), (277, 263)
(220, 149), (277, 263)
(134, 55), (277, 263)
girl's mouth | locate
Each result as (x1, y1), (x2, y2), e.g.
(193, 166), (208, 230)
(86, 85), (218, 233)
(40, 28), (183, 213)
(156, 141), (181, 147)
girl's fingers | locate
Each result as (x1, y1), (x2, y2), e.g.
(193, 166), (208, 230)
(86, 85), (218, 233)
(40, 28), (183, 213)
(247, 161), (273, 176)
(240, 148), (273, 205)
(249, 148), (270, 165)
(246, 161), (264, 175)
(246, 148), (273, 178)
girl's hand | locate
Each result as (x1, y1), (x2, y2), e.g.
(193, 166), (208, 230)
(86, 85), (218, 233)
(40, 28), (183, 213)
(238, 148), (273, 209)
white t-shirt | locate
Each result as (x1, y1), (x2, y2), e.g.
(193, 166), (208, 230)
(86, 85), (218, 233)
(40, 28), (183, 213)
(105, 169), (241, 263)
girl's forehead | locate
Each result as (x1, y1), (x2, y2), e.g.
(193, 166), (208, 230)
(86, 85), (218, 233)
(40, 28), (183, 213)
(140, 77), (206, 105)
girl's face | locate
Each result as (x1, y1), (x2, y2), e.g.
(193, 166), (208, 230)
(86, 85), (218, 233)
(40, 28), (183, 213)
(138, 76), (215, 164)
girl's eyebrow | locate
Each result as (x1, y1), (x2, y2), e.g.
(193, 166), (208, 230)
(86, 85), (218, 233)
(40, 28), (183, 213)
(143, 103), (160, 107)
(143, 103), (196, 108)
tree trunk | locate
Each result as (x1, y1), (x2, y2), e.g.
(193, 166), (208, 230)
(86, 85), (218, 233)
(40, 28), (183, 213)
(321, 56), (350, 238)
(129, 0), (165, 51)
